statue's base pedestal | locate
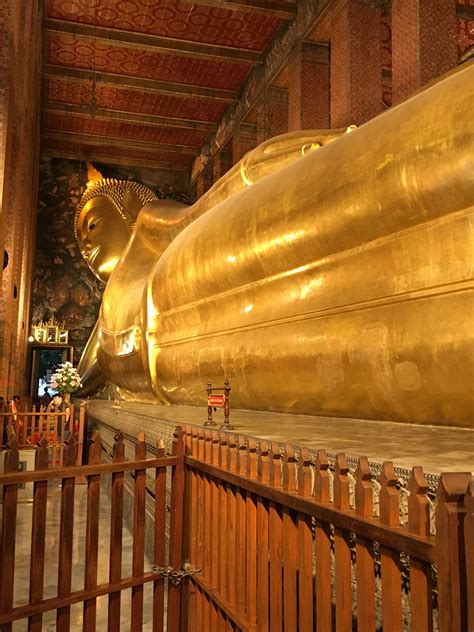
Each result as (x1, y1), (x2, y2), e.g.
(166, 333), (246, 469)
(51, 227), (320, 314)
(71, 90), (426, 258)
(83, 399), (473, 478)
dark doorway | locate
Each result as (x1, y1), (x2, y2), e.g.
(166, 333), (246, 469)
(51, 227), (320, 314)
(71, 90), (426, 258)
(29, 344), (73, 402)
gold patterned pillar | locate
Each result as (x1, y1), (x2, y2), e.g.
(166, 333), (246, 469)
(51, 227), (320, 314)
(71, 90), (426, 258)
(0, 0), (42, 397)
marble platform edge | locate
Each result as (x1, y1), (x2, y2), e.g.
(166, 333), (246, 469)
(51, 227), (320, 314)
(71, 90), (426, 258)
(80, 398), (474, 433)
(81, 400), (464, 491)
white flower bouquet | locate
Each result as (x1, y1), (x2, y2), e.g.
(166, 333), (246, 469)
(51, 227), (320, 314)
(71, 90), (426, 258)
(50, 361), (82, 394)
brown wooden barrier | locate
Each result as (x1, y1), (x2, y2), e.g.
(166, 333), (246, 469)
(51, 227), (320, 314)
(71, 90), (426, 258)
(181, 426), (472, 632)
(0, 405), (85, 467)
(0, 427), (185, 631)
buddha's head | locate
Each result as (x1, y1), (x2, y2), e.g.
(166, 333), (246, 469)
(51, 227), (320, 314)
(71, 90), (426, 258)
(75, 164), (158, 283)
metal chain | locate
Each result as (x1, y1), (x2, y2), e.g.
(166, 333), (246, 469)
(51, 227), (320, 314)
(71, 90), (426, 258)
(151, 564), (202, 586)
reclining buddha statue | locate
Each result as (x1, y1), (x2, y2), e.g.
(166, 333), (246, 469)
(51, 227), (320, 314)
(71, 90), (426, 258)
(76, 62), (474, 427)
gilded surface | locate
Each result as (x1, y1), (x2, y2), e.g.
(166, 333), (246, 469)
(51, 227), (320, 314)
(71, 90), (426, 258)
(77, 64), (474, 427)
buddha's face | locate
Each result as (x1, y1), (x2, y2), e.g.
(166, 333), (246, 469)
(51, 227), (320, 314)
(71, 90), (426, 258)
(76, 196), (131, 283)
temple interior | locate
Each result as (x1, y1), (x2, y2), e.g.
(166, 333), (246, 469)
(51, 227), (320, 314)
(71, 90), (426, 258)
(0, 1), (473, 631)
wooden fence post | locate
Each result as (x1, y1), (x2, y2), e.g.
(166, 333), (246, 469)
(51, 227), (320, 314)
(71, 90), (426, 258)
(77, 400), (87, 466)
(131, 432), (147, 632)
(209, 431), (220, 630)
(217, 433), (228, 606)
(314, 449), (331, 632)
(168, 427), (185, 632)
(379, 461), (402, 632)
(246, 439), (258, 627)
(297, 448), (314, 632)
(235, 436), (247, 617)
(436, 472), (471, 632)
(256, 440), (270, 631)
(56, 434), (77, 632)
(181, 427), (192, 632)
(334, 453), (352, 632)
(354, 456), (376, 631)
(407, 466), (433, 632)
(282, 445), (298, 631)
(269, 442), (283, 632)
(84, 431), (102, 631)
(108, 432), (125, 632)
(465, 478), (474, 632)
(0, 438), (19, 632)
(28, 437), (50, 632)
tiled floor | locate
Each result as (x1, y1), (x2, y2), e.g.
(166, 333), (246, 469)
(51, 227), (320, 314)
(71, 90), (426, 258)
(11, 482), (157, 631)
(88, 400), (474, 476)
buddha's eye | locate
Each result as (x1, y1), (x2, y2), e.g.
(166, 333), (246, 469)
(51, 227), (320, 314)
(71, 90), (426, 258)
(88, 217), (101, 231)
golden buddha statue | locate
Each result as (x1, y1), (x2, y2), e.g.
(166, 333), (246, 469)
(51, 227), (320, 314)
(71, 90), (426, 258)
(77, 62), (474, 427)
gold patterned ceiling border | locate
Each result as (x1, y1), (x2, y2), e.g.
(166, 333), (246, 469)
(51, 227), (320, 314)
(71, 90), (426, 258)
(44, 19), (263, 65)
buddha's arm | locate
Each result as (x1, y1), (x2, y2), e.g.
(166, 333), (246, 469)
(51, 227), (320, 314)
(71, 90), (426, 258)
(77, 320), (107, 396)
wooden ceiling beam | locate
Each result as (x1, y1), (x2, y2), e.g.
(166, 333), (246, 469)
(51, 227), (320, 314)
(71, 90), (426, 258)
(41, 148), (190, 171)
(456, 3), (474, 20)
(194, 0), (296, 19)
(45, 18), (263, 65)
(41, 130), (199, 155)
(44, 65), (238, 103)
(43, 101), (217, 133)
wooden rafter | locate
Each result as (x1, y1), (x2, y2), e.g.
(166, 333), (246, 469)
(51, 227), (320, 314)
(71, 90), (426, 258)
(41, 130), (199, 155)
(193, 0), (296, 19)
(41, 147), (190, 171)
(456, 2), (474, 20)
(43, 102), (218, 132)
(45, 19), (263, 65)
(44, 65), (238, 103)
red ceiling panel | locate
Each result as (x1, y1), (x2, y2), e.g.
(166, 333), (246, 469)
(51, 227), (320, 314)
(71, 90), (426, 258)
(43, 112), (209, 147)
(42, 136), (193, 166)
(45, 33), (252, 90)
(46, 0), (282, 51)
(44, 77), (226, 121)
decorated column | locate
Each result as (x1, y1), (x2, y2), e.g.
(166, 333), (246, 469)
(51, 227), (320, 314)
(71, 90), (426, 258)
(256, 86), (289, 143)
(392, 0), (457, 104)
(330, 0), (383, 127)
(213, 149), (233, 183)
(288, 42), (330, 131)
(195, 165), (213, 199)
(232, 123), (258, 164)
(0, 0), (42, 397)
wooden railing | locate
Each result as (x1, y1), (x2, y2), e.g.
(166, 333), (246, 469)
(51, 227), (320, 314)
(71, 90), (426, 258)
(0, 428), (185, 631)
(181, 426), (473, 632)
(0, 404), (86, 467)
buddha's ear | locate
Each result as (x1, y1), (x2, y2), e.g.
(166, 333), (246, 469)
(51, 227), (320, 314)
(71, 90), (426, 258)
(122, 188), (142, 225)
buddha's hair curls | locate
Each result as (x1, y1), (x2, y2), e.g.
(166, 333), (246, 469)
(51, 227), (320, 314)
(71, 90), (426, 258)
(74, 178), (158, 240)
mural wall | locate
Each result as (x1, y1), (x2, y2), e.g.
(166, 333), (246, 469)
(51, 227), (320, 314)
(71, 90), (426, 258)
(32, 157), (191, 364)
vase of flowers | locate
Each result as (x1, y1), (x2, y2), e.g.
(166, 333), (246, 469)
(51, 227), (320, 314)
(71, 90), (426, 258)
(50, 361), (82, 403)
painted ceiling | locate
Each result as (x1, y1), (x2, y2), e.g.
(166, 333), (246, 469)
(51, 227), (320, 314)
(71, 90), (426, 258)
(41, 0), (474, 175)
(41, 0), (294, 172)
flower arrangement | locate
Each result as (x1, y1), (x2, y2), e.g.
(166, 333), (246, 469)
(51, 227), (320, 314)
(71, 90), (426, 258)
(50, 361), (82, 394)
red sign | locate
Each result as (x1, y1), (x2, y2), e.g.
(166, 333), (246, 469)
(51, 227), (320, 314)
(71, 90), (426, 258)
(208, 394), (225, 407)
